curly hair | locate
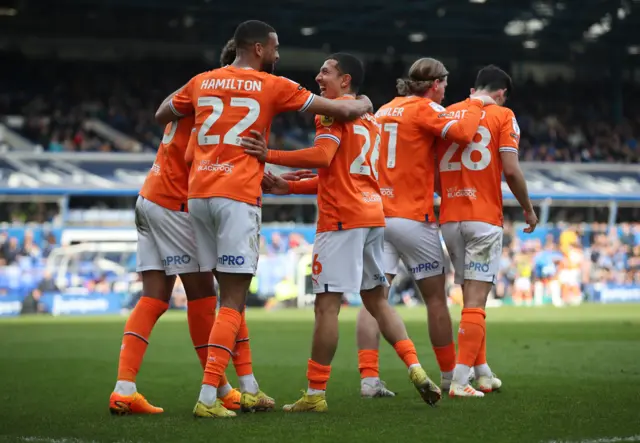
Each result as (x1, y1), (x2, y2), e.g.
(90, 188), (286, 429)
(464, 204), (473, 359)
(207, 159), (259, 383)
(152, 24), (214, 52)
(220, 39), (236, 66)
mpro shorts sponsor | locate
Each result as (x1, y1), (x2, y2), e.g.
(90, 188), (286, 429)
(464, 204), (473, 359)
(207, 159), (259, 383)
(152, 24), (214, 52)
(135, 196), (200, 276)
(383, 218), (445, 280)
(440, 221), (503, 285)
(188, 197), (260, 275)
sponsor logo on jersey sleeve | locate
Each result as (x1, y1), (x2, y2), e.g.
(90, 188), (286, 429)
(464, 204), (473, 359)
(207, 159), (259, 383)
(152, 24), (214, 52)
(429, 102), (446, 113)
(512, 117), (521, 135)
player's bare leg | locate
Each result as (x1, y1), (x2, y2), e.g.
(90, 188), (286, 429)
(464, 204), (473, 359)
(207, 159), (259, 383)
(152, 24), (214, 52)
(195, 272), (274, 418)
(360, 285), (441, 406)
(450, 280), (500, 398)
(356, 274), (395, 398)
(181, 271), (241, 411)
(415, 273), (456, 390)
(110, 270), (173, 415)
(283, 292), (341, 412)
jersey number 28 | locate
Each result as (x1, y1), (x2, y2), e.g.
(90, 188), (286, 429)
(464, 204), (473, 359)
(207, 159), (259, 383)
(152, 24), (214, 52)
(439, 126), (492, 172)
(350, 125), (380, 179)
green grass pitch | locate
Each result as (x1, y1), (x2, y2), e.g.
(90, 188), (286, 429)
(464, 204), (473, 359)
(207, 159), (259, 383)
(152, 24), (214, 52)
(1, 305), (640, 443)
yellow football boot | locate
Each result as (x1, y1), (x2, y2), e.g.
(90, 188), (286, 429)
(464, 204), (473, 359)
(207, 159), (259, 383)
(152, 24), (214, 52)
(283, 391), (328, 413)
(240, 390), (275, 412)
(193, 399), (237, 418)
(409, 366), (442, 406)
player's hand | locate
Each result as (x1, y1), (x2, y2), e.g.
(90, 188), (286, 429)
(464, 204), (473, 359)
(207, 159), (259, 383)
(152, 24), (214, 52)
(261, 171), (291, 195)
(241, 130), (268, 162)
(469, 93), (497, 107)
(279, 169), (317, 181)
(356, 95), (374, 114)
(523, 209), (538, 233)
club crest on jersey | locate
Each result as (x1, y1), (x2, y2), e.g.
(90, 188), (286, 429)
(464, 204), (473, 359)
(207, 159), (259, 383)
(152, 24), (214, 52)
(320, 115), (334, 127)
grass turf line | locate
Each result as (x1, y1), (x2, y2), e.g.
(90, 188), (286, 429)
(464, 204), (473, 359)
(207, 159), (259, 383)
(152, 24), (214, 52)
(0, 305), (639, 443)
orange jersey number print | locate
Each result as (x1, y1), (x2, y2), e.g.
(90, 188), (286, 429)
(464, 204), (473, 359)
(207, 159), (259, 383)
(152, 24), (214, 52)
(170, 66), (314, 206)
(436, 99), (520, 227)
(139, 115), (194, 211)
(314, 105), (385, 233)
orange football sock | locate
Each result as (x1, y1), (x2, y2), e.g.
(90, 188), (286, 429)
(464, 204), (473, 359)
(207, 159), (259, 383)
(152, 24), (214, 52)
(117, 296), (168, 382)
(474, 331), (487, 366)
(232, 310), (253, 376)
(186, 297), (229, 388)
(433, 342), (456, 373)
(357, 349), (379, 379)
(393, 339), (420, 368)
(307, 359), (331, 391)
(202, 307), (241, 388)
(457, 308), (486, 367)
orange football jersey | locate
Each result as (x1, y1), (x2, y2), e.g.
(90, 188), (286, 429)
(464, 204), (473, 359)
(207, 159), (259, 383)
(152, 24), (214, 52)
(436, 99), (520, 227)
(375, 96), (484, 222)
(139, 116), (194, 212)
(267, 96), (385, 232)
(170, 66), (314, 206)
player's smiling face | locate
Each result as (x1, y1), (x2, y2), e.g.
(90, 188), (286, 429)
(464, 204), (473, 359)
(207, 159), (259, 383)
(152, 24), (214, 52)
(315, 59), (344, 99)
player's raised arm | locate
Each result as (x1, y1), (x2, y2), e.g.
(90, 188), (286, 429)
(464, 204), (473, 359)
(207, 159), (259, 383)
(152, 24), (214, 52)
(273, 75), (371, 122)
(305, 94), (372, 121)
(155, 77), (197, 125)
(241, 115), (343, 168)
(423, 97), (488, 145)
(499, 110), (537, 233)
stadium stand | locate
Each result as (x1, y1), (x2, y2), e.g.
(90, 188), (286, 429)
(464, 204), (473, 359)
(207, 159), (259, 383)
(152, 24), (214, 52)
(1, 0), (639, 317)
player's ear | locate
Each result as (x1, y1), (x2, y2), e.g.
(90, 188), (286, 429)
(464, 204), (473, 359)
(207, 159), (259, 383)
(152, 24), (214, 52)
(254, 42), (263, 58)
(341, 73), (352, 90)
(470, 87), (476, 95)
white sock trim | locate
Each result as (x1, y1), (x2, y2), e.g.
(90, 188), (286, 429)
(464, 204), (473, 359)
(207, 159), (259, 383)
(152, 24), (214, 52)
(114, 380), (136, 396)
(199, 384), (217, 407)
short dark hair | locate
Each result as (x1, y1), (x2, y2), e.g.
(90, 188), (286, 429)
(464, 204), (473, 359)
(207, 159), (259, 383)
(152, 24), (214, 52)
(220, 39), (236, 66)
(233, 20), (276, 50)
(474, 65), (513, 97)
(327, 53), (365, 94)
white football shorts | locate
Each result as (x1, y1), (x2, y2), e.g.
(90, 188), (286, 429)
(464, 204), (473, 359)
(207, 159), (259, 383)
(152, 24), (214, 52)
(383, 217), (445, 280)
(311, 227), (389, 294)
(440, 221), (503, 285)
(135, 196), (200, 276)
(188, 197), (261, 275)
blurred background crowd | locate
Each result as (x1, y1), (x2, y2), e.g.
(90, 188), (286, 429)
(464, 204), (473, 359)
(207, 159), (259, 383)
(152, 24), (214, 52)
(2, 55), (639, 164)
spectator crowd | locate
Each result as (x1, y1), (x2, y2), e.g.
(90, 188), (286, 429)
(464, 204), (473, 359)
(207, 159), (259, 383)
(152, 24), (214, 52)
(1, 54), (639, 164)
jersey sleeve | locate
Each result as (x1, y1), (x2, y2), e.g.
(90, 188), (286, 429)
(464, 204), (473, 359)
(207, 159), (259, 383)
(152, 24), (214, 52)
(498, 109), (520, 154)
(420, 99), (483, 144)
(265, 116), (342, 168)
(170, 76), (197, 117)
(289, 177), (319, 195)
(184, 127), (197, 165)
(272, 76), (315, 114)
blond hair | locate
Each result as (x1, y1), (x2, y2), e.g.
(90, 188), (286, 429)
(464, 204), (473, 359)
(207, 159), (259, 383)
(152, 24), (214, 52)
(396, 58), (449, 96)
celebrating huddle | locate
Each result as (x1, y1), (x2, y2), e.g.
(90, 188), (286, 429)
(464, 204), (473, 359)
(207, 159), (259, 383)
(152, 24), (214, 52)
(109, 19), (537, 418)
